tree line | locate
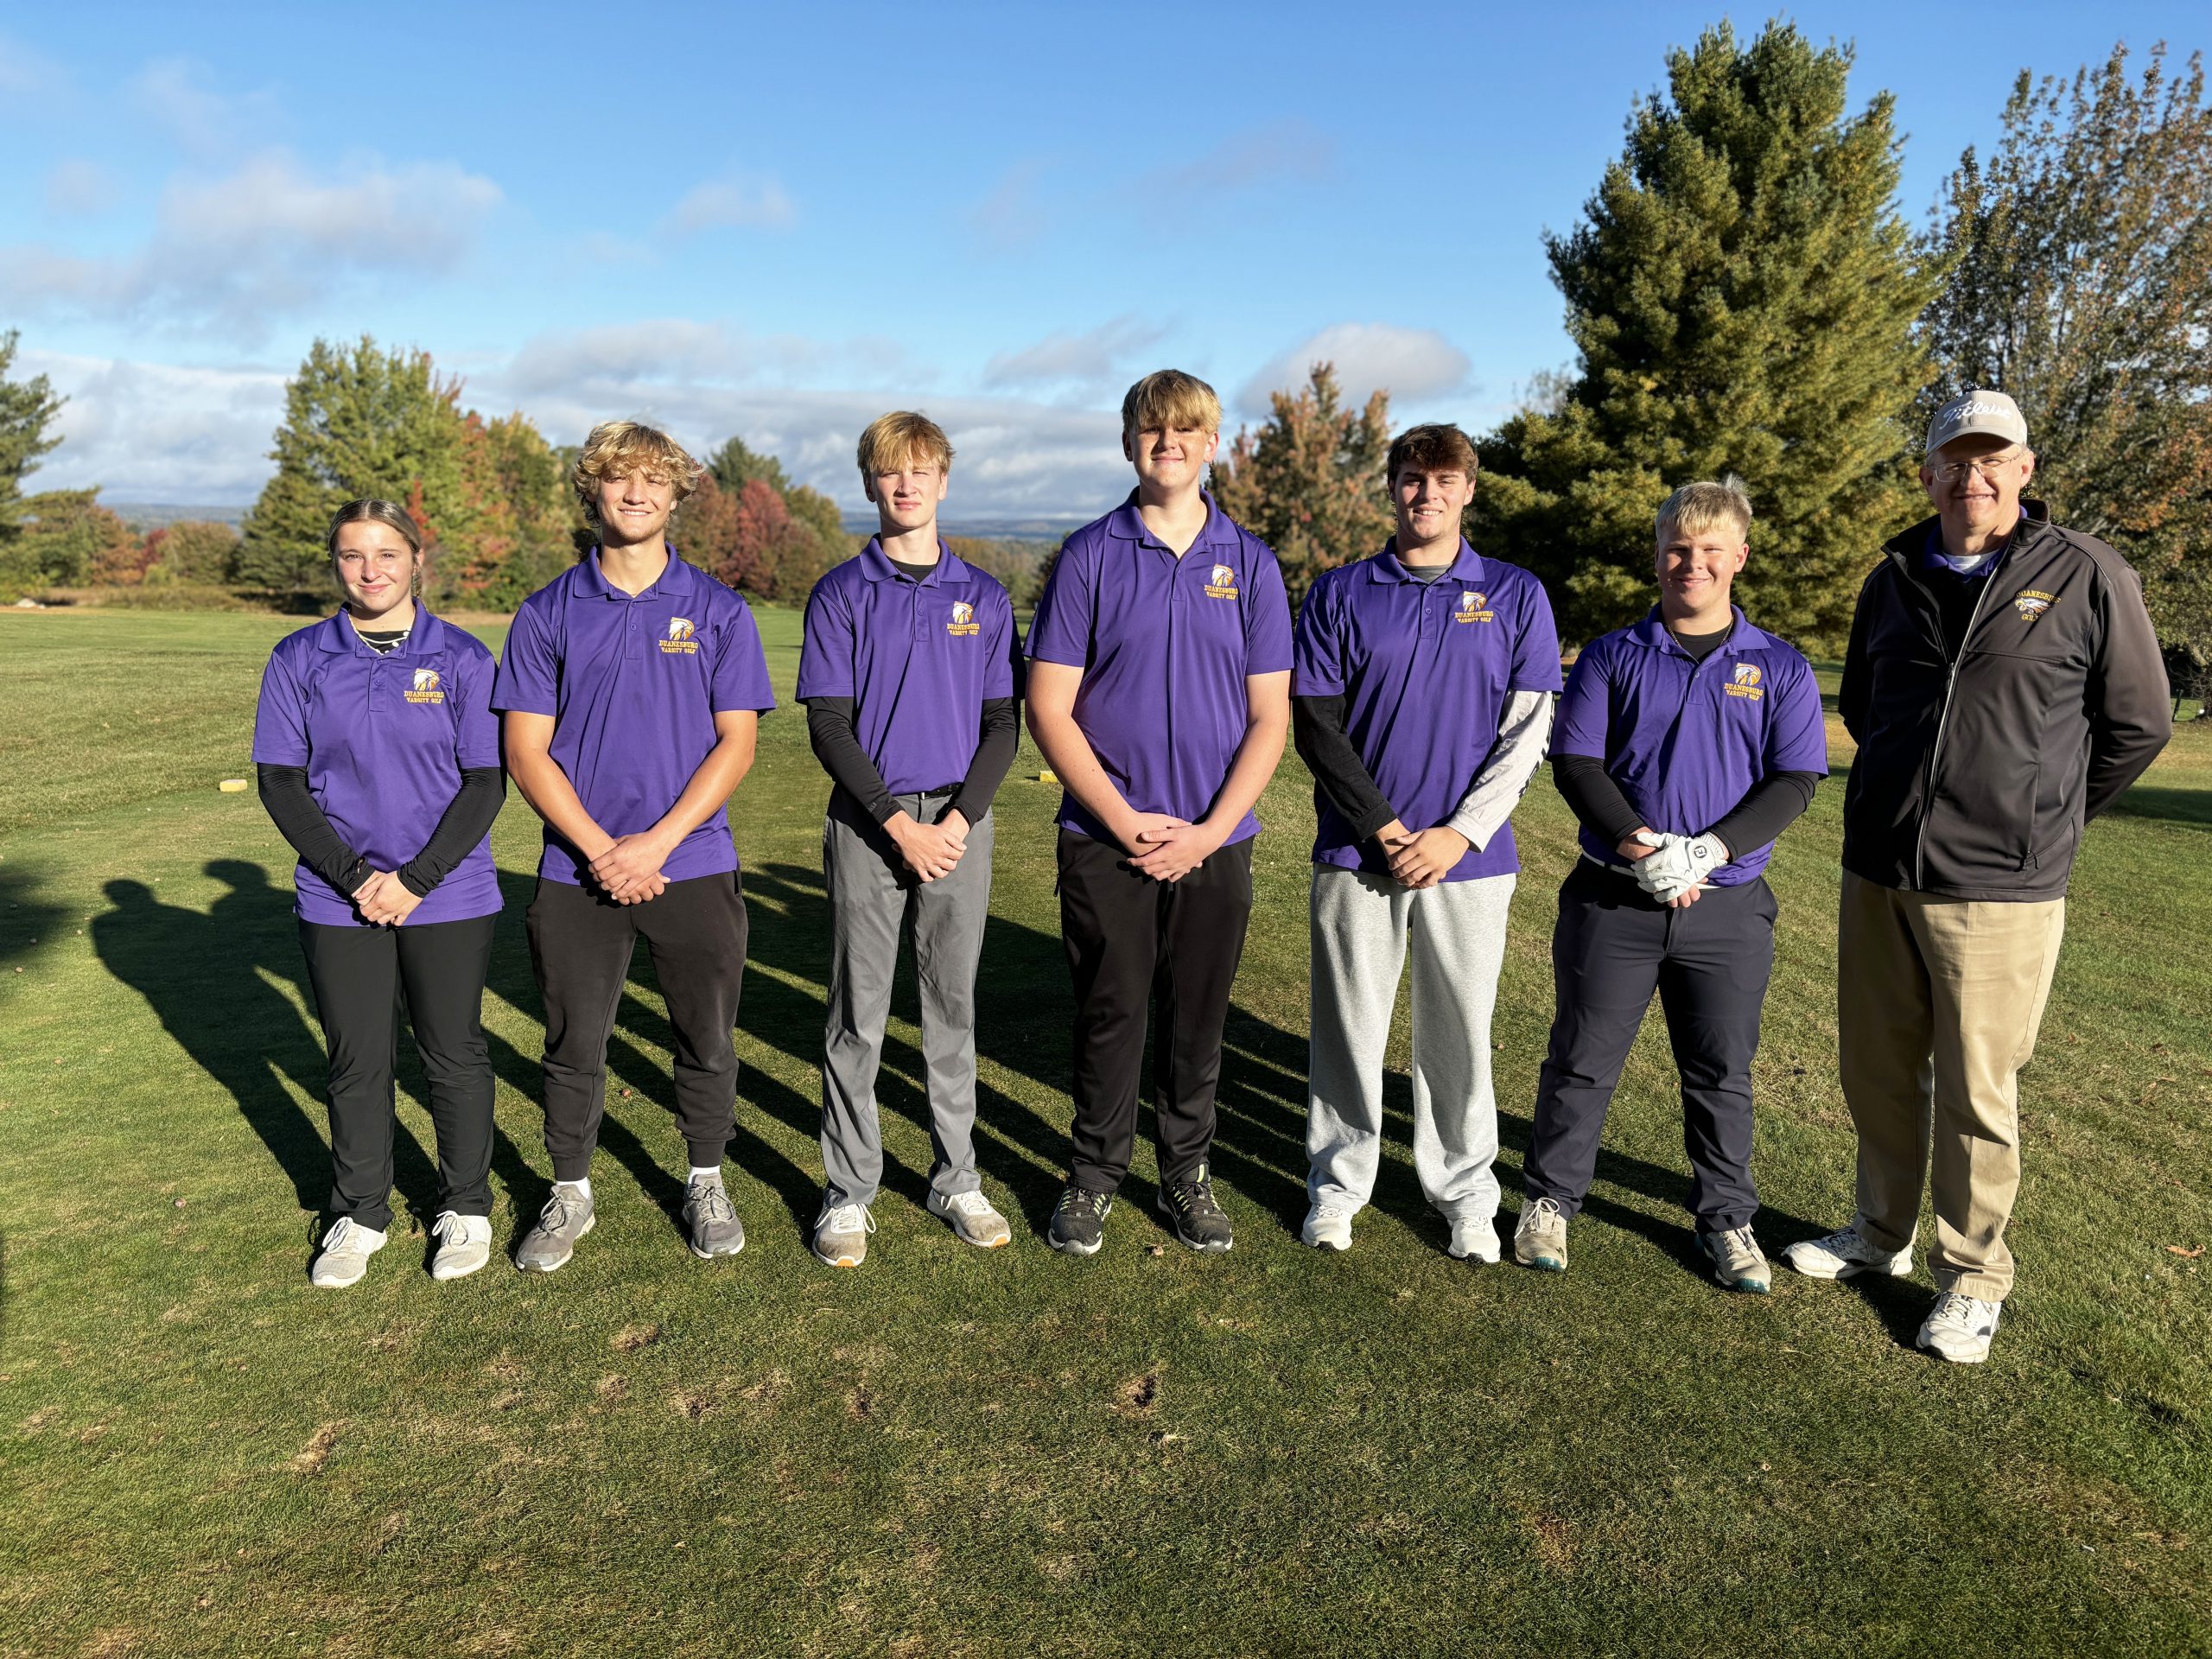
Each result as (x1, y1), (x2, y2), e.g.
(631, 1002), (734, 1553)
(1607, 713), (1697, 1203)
(1, 23), (2206, 690)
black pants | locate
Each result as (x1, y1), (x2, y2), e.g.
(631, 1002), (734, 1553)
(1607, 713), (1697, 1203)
(525, 871), (748, 1182)
(297, 913), (497, 1230)
(1523, 861), (1777, 1231)
(1058, 830), (1254, 1192)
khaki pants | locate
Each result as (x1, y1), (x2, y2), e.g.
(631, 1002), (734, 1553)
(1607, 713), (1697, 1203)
(1837, 871), (2065, 1300)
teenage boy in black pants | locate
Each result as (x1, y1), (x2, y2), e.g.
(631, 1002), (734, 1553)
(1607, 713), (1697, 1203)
(1024, 369), (1293, 1255)
(1516, 477), (1827, 1291)
(494, 421), (777, 1272)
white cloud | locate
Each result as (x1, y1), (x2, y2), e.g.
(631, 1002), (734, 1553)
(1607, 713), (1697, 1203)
(1236, 322), (1474, 417)
(663, 174), (796, 235)
(0, 32), (69, 107)
(130, 59), (286, 156)
(19, 349), (288, 505)
(1140, 120), (1335, 199)
(0, 150), (503, 337)
(983, 315), (1168, 391)
(44, 158), (117, 216)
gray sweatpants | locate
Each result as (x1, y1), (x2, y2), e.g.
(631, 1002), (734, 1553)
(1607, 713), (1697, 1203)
(820, 792), (992, 1209)
(1306, 867), (1516, 1220)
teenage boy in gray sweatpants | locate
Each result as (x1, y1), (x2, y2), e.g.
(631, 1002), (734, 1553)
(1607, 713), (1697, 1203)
(1291, 423), (1560, 1261)
(796, 411), (1024, 1268)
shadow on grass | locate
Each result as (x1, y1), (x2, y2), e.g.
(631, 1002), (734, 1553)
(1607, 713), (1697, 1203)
(2105, 785), (2212, 830)
(0, 864), (70, 974)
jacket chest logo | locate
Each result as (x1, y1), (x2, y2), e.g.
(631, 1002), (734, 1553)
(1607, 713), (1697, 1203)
(1454, 590), (1493, 624)
(947, 600), (979, 636)
(404, 668), (446, 704)
(1723, 663), (1764, 701)
(660, 616), (700, 654)
(1204, 563), (1239, 600)
(2014, 588), (2056, 623)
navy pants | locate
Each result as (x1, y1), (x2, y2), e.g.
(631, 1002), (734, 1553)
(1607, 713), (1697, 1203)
(1523, 861), (1777, 1231)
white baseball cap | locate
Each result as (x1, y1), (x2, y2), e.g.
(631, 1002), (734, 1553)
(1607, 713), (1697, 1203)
(1926, 389), (2029, 456)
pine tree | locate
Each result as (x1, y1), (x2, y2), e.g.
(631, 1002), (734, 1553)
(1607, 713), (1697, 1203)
(237, 337), (469, 593)
(0, 330), (65, 540)
(1211, 363), (1393, 601)
(1477, 21), (1942, 647)
(1920, 42), (2212, 687)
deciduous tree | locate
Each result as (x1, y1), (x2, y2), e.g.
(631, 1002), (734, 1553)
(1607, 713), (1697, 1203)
(1211, 363), (1392, 600)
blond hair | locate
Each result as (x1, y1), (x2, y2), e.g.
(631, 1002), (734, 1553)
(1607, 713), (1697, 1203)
(1121, 369), (1223, 437)
(572, 421), (704, 522)
(1656, 475), (1753, 546)
(857, 410), (954, 477)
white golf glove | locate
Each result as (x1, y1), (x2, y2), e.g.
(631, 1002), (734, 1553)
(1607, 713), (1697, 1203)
(1630, 830), (1728, 901)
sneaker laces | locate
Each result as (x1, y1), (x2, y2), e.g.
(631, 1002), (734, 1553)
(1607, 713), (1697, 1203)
(322, 1217), (365, 1253)
(690, 1181), (736, 1224)
(1521, 1197), (1564, 1229)
(944, 1189), (995, 1217)
(1715, 1224), (1763, 1262)
(1166, 1166), (1223, 1217)
(537, 1191), (577, 1234)
(1930, 1291), (1992, 1329)
(820, 1203), (875, 1236)
(431, 1211), (477, 1244)
(1057, 1187), (1110, 1221)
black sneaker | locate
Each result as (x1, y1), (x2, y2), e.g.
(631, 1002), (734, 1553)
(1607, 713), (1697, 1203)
(1048, 1185), (1114, 1256)
(1156, 1162), (1233, 1253)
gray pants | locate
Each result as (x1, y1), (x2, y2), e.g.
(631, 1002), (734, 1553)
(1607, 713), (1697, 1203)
(820, 791), (992, 1209)
(1306, 867), (1516, 1220)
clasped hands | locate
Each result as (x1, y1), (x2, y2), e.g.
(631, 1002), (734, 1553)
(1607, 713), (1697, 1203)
(1118, 813), (1226, 883)
(1618, 829), (1728, 906)
(588, 831), (674, 906)
(1376, 820), (1470, 890)
(351, 868), (423, 926)
(886, 808), (971, 883)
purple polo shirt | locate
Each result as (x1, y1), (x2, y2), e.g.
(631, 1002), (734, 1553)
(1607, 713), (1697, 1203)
(1026, 491), (1294, 844)
(1294, 540), (1561, 880)
(251, 608), (504, 926)
(795, 539), (1020, 794)
(1552, 605), (1828, 886)
(492, 549), (776, 886)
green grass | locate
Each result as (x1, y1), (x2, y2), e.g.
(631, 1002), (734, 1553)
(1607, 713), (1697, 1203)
(2, 607), (2208, 1658)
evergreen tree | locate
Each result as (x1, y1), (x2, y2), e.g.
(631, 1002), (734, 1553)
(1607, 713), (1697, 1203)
(1211, 363), (1393, 601)
(705, 434), (791, 498)
(0, 330), (65, 540)
(1477, 21), (1942, 646)
(1919, 43), (2212, 684)
(237, 337), (467, 592)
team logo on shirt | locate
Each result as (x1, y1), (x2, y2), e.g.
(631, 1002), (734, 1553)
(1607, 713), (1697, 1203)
(1724, 663), (1764, 701)
(1455, 590), (1494, 624)
(1205, 563), (1239, 600)
(660, 616), (700, 654)
(404, 668), (446, 705)
(947, 600), (979, 636)
(2014, 588), (2056, 623)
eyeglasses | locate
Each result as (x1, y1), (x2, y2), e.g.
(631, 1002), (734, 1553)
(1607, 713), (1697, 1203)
(1931, 449), (2026, 483)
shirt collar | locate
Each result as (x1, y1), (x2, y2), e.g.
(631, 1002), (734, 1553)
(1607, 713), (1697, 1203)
(580, 543), (695, 601)
(1922, 523), (2007, 579)
(1368, 537), (1487, 586)
(1628, 603), (1763, 658)
(315, 607), (447, 657)
(858, 537), (970, 587)
(1104, 488), (1238, 553)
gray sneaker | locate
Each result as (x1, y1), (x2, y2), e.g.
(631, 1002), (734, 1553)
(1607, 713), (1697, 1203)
(310, 1216), (386, 1288)
(514, 1183), (595, 1274)
(1700, 1224), (1772, 1294)
(927, 1187), (1012, 1249)
(812, 1201), (874, 1268)
(683, 1176), (746, 1259)
(1513, 1197), (1568, 1272)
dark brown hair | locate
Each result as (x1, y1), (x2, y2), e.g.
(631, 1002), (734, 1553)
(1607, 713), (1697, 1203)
(1385, 423), (1479, 486)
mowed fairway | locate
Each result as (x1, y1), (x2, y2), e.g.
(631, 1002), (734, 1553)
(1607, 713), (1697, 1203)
(2, 607), (2208, 1658)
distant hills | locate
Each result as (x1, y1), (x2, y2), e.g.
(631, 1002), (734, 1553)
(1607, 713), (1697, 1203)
(107, 502), (250, 531)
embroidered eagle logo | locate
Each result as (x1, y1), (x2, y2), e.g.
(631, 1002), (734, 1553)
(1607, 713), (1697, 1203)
(1732, 664), (1762, 688)
(412, 669), (440, 694)
(666, 617), (696, 642)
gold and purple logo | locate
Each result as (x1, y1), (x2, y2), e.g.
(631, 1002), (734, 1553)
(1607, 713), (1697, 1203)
(1454, 590), (1494, 624)
(1724, 661), (1764, 701)
(948, 599), (979, 636)
(659, 615), (701, 654)
(404, 667), (445, 705)
(2014, 588), (2056, 623)
(1205, 563), (1239, 600)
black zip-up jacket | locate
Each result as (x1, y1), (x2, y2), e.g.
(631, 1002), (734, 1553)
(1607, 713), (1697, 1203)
(1840, 503), (2171, 902)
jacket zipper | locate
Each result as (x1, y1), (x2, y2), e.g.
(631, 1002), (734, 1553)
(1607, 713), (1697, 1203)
(1898, 550), (1999, 890)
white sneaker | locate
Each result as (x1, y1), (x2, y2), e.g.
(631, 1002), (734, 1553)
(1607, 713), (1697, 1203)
(928, 1187), (1012, 1249)
(429, 1211), (493, 1281)
(1301, 1200), (1353, 1252)
(1446, 1215), (1502, 1264)
(812, 1202), (875, 1268)
(1918, 1292), (2001, 1363)
(1782, 1219), (1915, 1281)
(310, 1217), (387, 1288)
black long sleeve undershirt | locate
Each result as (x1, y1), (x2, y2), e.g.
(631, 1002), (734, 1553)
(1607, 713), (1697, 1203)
(258, 765), (505, 900)
(1291, 695), (1397, 842)
(804, 696), (1020, 826)
(396, 767), (505, 897)
(258, 765), (372, 896)
(1551, 753), (1820, 859)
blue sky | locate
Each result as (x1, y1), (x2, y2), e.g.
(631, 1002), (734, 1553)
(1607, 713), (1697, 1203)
(3, 1), (2204, 522)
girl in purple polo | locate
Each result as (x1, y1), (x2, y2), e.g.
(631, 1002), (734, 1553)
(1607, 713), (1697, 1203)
(252, 499), (507, 1289)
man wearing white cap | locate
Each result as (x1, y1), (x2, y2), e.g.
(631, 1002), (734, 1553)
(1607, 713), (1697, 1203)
(1784, 390), (2171, 1361)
